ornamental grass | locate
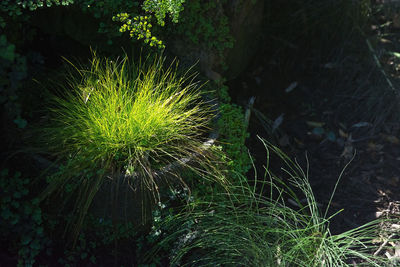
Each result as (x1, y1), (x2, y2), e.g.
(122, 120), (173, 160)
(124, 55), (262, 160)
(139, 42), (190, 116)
(37, 54), (224, 242)
(151, 138), (394, 266)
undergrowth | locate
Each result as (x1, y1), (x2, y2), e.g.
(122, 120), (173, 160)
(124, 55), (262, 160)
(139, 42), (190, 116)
(149, 137), (395, 266)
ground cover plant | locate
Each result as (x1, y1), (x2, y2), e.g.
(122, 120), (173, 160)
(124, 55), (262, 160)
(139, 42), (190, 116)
(150, 138), (396, 266)
(35, 53), (225, 243)
(0, 169), (47, 267)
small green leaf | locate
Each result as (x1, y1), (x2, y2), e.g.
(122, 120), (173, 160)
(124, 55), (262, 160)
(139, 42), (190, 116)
(36, 226), (44, 235)
(11, 200), (20, 208)
(21, 188), (29, 196)
(90, 255), (96, 263)
(24, 205), (33, 215)
(13, 117), (27, 129)
(0, 35), (7, 45)
(30, 239), (41, 250)
(326, 131), (336, 142)
(1, 169), (8, 177)
(312, 127), (325, 136)
(32, 209), (42, 223)
(13, 191), (21, 199)
(10, 215), (19, 225)
(21, 235), (32, 246)
(307, 121), (325, 128)
(32, 198), (39, 205)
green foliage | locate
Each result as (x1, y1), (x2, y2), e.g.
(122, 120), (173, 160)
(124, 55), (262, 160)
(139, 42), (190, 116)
(0, 169), (47, 267)
(0, 34), (28, 128)
(76, 0), (141, 46)
(113, 13), (164, 48)
(216, 83), (251, 175)
(0, 0), (184, 49)
(58, 217), (137, 265)
(75, 0), (182, 48)
(172, 81), (251, 199)
(137, 188), (192, 265)
(113, 0), (234, 56)
(37, 54), (224, 242)
(171, 0), (234, 66)
(0, 0), (73, 18)
(152, 138), (392, 266)
(56, 192), (188, 266)
(113, 0), (185, 49)
(142, 0), (185, 25)
(0, 34), (16, 61)
(19, 0), (74, 10)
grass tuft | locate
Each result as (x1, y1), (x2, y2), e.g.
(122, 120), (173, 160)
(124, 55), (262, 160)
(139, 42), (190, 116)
(37, 53), (225, 242)
(151, 137), (394, 266)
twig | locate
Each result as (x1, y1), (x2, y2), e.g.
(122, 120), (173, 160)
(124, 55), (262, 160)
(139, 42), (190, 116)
(374, 233), (396, 256)
(244, 96), (256, 131)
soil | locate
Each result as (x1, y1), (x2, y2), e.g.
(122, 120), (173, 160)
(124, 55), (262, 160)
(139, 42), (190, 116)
(227, 3), (400, 262)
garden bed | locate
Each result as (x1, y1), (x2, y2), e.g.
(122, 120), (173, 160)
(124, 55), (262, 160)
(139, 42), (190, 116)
(2, 1), (400, 266)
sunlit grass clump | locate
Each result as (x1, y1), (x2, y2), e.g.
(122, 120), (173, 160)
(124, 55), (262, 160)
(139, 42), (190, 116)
(47, 55), (212, 173)
(38, 54), (221, 240)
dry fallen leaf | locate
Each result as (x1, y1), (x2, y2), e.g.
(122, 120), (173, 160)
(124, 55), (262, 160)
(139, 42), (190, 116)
(306, 121), (325, 128)
(339, 129), (348, 138)
(393, 13), (400, 28)
(293, 137), (304, 146)
(285, 81), (298, 93)
(394, 245), (400, 258)
(272, 113), (284, 132)
(383, 134), (400, 144)
(379, 38), (392, 44)
(391, 224), (400, 230)
(368, 142), (384, 152)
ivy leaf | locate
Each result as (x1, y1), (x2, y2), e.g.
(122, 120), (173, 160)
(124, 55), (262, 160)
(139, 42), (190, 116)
(1, 209), (12, 220)
(36, 226), (44, 236)
(24, 205), (33, 215)
(312, 127), (325, 136)
(13, 117), (27, 129)
(30, 239), (41, 250)
(21, 235), (32, 246)
(326, 131), (336, 142)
